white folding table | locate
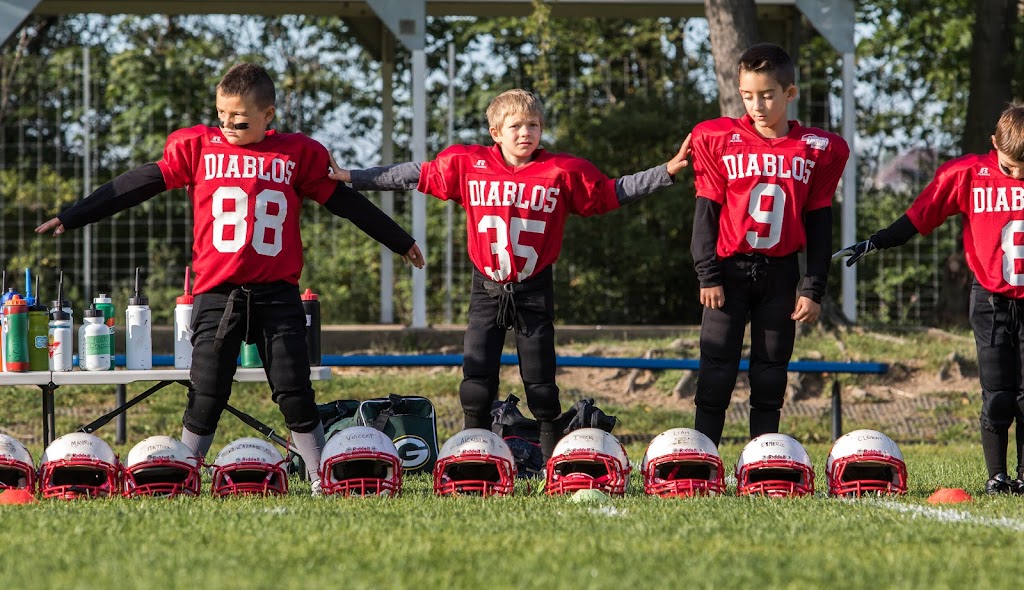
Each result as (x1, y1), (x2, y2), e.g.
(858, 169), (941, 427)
(1, 366), (332, 447)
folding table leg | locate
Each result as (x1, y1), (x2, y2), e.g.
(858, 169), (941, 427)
(831, 377), (842, 442)
(115, 384), (127, 444)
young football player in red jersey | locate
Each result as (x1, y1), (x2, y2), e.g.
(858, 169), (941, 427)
(329, 89), (691, 462)
(689, 43), (850, 446)
(836, 104), (1024, 496)
(36, 63), (424, 495)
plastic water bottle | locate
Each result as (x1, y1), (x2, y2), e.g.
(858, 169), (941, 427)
(81, 305), (111, 371)
(125, 268), (152, 370)
(50, 271), (74, 363)
(3, 295), (29, 372)
(26, 271), (49, 371)
(1, 282), (21, 371)
(93, 293), (115, 369)
(301, 288), (321, 366)
(48, 308), (73, 372)
(174, 267), (194, 370)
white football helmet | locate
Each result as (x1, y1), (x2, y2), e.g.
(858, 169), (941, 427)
(39, 432), (120, 499)
(0, 433), (35, 492)
(641, 428), (725, 497)
(319, 426), (402, 497)
(735, 433), (815, 497)
(123, 436), (201, 498)
(545, 428), (631, 496)
(434, 428), (517, 497)
(210, 437), (289, 497)
(827, 429), (908, 497)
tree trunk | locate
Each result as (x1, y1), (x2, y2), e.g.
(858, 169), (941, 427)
(703, 0), (759, 117)
(962, 0), (1016, 154)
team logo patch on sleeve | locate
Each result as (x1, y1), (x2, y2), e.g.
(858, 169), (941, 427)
(801, 134), (830, 150)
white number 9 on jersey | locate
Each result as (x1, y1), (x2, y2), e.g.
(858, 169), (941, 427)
(746, 182), (787, 249)
(211, 186), (288, 256)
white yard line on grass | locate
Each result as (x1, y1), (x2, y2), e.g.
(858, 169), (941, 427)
(874, 499), (1024, 532)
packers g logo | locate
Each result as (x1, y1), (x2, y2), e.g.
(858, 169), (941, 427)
(394, 435), (431, 470)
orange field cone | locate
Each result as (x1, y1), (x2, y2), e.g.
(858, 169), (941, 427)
(0, 488), (37, 505)
(927, 488), (973, 504)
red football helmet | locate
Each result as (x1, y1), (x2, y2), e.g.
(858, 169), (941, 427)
(210, 437), (289, 497)
(735, 433), (815, 498)
(434, 429), (517, 497)
(123, 435), (201, 498)
(0, 433), (35, 492)
(319, 426), (403, 497)
(641, 428), (725, 497)
(545, 428), (631, 496)
(827, 429), (908, 497)
(39, 433), (121, 499)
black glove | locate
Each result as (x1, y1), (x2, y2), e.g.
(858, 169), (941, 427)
(832, 239), (875, 267)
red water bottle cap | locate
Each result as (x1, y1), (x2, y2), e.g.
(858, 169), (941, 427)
(177, 266), (194, 304)
(301, 288), (318, 301)
(5, 294), (26, 307)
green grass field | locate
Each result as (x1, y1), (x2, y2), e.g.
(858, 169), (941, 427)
(2, 330), (1022, 589)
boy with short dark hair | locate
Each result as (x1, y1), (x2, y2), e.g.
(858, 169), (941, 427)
(330, 88), (690, 461)
(689, 43), (850, 446)
(836, 103), (1024, 495)
(36, 63), (424, 494)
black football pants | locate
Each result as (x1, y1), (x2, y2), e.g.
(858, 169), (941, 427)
(182, 281), (320, 436)
(694, 254), (800, 446)
(969, 281), (1024, 478)
(460, 267), (561, 429)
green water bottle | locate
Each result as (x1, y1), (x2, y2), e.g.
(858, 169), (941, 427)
(3, 295), (29, 372)
(26, 272), (49, 371)
(241, 342), (263, 368)
(93, 293), (115, 369)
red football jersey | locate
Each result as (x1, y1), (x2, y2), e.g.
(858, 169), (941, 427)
(157, 125), (336, 294)
(906, 151), (1024, 297)
(691, 116), (850, 258)
(417, 144), (620, 283)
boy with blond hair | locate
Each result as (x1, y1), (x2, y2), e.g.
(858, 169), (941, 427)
(331, 89), (690, 462)
(837, 103), (1024, 495)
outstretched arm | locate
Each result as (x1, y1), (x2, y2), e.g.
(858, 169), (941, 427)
(615, 134), (692, 205)
(323, 182), (424, 268)
(832, 215), (920, 266)
(35, 163), (166, 235)
(328, 152), (421, 191)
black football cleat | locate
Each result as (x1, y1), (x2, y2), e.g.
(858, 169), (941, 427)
(986, 473), (1011, 495)
(1010, 474), (1024, 496)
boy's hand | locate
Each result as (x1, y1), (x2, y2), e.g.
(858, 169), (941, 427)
(403, 243), (425, 269)
(327, 153), (352, 183)
(699, 285), (724, 310)
(666, 133), (693, 177)
(791, 296), (821, 323)
(35, 217), (65, 236)
(832, 239), (875, 267)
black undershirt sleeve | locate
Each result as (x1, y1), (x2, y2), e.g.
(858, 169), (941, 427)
(323, 183), (416, 254)
(691, 197), (722, 288)
(870, 214), (920, 249)
(58, 163), (166, 230)
(801, 207), (832, 303)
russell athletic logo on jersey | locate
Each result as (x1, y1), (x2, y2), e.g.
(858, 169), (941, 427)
(202, 153), (297, 185)
(720, 153), (817, 184)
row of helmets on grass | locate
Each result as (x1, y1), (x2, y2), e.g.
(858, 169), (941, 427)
(0, 426), (907, 500)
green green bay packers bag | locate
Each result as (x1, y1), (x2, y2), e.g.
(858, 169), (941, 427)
(358, 394), (439, 475)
